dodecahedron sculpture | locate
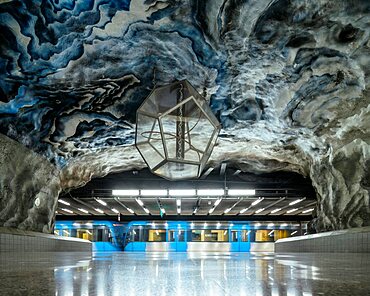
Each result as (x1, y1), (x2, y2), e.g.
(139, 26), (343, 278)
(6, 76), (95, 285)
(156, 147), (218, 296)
(135, 80), (221, 180)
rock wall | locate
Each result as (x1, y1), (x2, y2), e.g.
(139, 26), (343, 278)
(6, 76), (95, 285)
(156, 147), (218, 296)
(0, 134), (61, 233)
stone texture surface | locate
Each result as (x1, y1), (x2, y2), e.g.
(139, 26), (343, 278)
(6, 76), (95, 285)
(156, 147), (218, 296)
(0, 134), (61, 233)
(0, 1), (369, 231)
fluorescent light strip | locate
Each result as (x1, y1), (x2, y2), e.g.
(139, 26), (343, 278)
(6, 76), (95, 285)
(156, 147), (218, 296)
(61, 208), (73, 214)
(78, 208), (88, 214)
(228, 189), (255, 196)
(251, 198), (263, 206)
(140, 189), (167, 196)
(270, 208), (281, 214)
(176, 199), (181, 206)
(214, 199), (222, 207)
(268, 230), (274, 236)
(291, 231), (297, 236)
(160, 208), (166, 214)
(224, 208), (231, 214)
(302, 208), (314, 213)
(136, 199), (144, 206)
(209, 207), (215, 214)
(267, 223), (274, 227)
(240, 208), (248, 214)
(280, 223), (288, 227)
(127, 208), (135, 214)
(177, 207), (181, 214)
(58, 199), (70, 206)
(95, 208), (104, 214)
(112, 189), (139, 196)
(197, 189), (224, 196)
(96, 199), (107, 206)
(287, 208), (298, 214)
(255, 208), (265, 214)
(169, 189), (196, 196)
(111, 208), (119, 214)
(143, 207), (150, 214)
(289, 199), (303, 206)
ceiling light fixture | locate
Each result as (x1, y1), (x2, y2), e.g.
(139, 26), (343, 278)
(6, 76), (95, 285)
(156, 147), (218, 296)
(62, 208), (73, 214)
(270, 208), (281, 214)
(135, 80), (221, 180)
(136, 198), (144, 206)
(95, 208), (104, 214)
(209, 207), (215, 214)
(177, 207), (181, 214)
(240, 208), (248, 214)
(96, 199), (107, 206)
(176, 199), (181, 206)
(169, 189), (196, 196)
(112, 189), (140, 196)
(127, 208), (135, 214)
(289, 199), (303, 206)
(287, 208), (298, 214)
(302, 208), (314, 213)
(140, 189), (167, 196)
(224, 208), (232, 214)
(255, 208), (265, 214)
(214, 198), (222, 207)
(111, 208), (119, 214)
(78, 208), (88, 214)
(143, 207), (150, 214)
(251, 198), (263, 206)
(228, 189), (255, 196)
(58, 199), (70, 206)
(197, 189), (224, 196)
(291, 231), (297, 236)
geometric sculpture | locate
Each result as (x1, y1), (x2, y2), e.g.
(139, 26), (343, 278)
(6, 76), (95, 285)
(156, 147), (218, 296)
(136, 80), (221, 180)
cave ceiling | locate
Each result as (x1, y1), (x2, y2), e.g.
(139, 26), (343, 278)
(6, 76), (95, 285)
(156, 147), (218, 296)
(0, 0), (369, 183)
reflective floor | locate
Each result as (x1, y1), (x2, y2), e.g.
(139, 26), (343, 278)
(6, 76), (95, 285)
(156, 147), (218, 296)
(1, 252), (370, 295)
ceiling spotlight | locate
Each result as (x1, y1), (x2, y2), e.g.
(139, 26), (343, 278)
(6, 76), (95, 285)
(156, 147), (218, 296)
(112, 190), (139, 196)
(95, 208), (104, 214)
(270, 208), (281, 214)
(96, 199), (107, 206)
(224, 208), (232, 214)
(287, 208), (298, 214)
(140, 189), (167, 196)
(197, 189), (224, 196)
(289, 199), (303, 206)
(62, 208), (73, 214)
(228, 189), (255, 196)
(255, 208), (265, 214)
(302, 208), (314, 213)
(78, 208), (88, 214)
(127, 208), (135, 214)
(58, 199), (70, 206)
(251, 198), (263, 206)
(111, 208), (119, 214)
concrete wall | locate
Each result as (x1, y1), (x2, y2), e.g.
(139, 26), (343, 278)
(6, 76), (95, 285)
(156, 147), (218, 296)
(0, 227), (91, 252)
(275, 226), (370, 253)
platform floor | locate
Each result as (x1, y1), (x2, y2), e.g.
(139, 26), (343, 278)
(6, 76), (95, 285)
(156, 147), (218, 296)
(1, 252), (370, 295)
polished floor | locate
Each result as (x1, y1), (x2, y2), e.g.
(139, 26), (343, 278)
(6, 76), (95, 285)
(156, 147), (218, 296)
(0, 252), (370, 296)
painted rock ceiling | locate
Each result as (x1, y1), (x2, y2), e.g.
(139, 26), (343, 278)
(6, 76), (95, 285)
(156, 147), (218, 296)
(0, 0), (369, 232)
